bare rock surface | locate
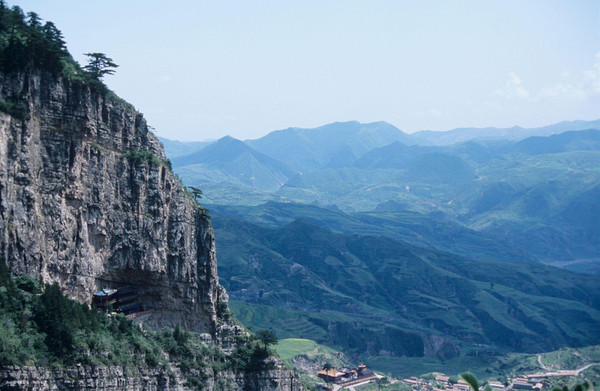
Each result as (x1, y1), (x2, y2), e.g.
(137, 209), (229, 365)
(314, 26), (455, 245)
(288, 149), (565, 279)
(0, 363), (304, 391)
(0, 70), (225, 334)
(0, 69), (303, 390)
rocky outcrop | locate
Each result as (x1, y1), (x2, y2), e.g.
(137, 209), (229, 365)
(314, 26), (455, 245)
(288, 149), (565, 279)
(0, 362), (304, 391)
(0, 365), (179, 391)
(0, 69), (226, 335)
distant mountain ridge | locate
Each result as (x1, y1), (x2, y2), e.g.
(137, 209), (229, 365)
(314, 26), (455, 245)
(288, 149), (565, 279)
(157, 136), (213, 158)
(160, 119), (600, 201)
(159, 119), (600, 150)
(505, 129), (600, 155)
(409, 119), (600, 146)
(164, 121), (600, 267)
(172, 136), (294, 192)
(245, 120), (412, 172)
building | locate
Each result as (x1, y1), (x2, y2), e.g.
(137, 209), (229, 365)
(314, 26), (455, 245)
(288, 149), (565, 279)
(454, 380), (471, 391)
(512, 381), (533, 390)
(488, 381), (506, 391)
(317, 364), (374, 385)
(93, 285), (143, 315)
(317, 368), (346, 384)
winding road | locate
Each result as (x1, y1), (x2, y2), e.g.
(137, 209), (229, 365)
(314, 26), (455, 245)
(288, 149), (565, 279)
(532, 356), (600, 378)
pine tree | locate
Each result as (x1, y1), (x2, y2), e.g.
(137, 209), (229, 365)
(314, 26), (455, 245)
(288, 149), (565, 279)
(83, 52), (118, 80)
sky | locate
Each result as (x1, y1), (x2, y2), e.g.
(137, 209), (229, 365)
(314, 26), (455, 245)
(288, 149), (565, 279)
(11, 0), (600, 141)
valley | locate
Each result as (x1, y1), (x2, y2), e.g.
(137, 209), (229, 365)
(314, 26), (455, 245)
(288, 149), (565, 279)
(162, 120), (600, 384)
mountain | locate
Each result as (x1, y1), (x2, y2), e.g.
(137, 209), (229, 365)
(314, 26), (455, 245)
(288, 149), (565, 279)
(353, 142), (436, 169)
(172, 136), (294, 192)
(157, 136), (213, 158)
(164, 128), (599, 266)
(505, 129), (600, 155)
(211, 212), (600, 361)
(409, 120), (600, 146)
(246, 121), (411, 172)
(203, 137), (600, 373)
(154, 114), (598, 380)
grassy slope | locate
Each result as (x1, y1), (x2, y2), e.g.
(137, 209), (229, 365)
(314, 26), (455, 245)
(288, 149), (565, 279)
(275, 338), (342, 363)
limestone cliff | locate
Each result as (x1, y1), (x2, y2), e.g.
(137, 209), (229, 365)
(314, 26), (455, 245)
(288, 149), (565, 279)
(0, 363), (304, 391)
(0, 69), (227, 336)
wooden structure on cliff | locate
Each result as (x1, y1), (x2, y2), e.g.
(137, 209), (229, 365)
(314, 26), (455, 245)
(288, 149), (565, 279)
(93, 286), (143, 315)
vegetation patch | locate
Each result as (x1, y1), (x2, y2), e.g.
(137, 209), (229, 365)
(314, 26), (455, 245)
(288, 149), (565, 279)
(123, 149), (162, 166)
(275, 338), (329, 361)
(0, 96), (29, 121)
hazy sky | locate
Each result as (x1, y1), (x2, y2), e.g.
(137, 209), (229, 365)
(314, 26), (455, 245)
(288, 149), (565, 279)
(12, 1), (600, 141)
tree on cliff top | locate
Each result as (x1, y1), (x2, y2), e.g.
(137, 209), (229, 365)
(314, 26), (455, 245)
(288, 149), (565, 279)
(255, 329), (278, 351)
(83, 52), (118, 80)
(0, 4), (68, 74)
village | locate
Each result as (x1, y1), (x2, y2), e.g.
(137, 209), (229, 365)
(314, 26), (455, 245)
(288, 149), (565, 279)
(314, 362), (599, 391)
(400, 373), (557, 391)
(399, 364), (598, 391)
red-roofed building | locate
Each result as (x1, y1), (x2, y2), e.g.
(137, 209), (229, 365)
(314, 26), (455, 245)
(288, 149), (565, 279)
(317, 368), (346, 383)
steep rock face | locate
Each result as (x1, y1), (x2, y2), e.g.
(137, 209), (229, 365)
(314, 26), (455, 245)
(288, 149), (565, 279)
(0, 363), (304, 391)
(0, 69), (227, 336)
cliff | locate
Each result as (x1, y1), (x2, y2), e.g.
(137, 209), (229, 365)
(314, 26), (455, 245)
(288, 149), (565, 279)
(0, 363), (303, 391)
(0, 68), (229, 335)
(0, 3), (306, 388)
(0, 68), (304, 389)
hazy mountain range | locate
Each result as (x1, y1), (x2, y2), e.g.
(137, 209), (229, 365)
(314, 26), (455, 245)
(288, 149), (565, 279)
(161, 119), (600, 376)
(163, 120), (600, 267)
(159, 118), (600, 162)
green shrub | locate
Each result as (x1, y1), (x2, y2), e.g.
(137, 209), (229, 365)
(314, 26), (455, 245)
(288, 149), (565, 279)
(123, 149), (161, 166)
(145, 352), (159, 367)
(0, 97), (29, 121)
(185, 375), (206, 390)
(15, 274), (41, 293)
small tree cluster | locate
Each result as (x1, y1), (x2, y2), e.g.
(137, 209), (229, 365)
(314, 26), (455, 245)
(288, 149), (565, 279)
(0, 3), (118, 90)
(0, 5), (68, 74)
